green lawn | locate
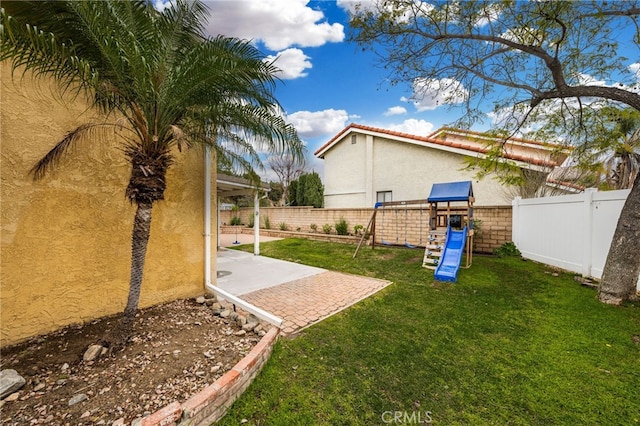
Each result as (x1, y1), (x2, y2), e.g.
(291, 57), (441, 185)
(221, 239), (640, 425)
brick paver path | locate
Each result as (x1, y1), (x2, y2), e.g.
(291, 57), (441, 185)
(242, 271), (392, 334)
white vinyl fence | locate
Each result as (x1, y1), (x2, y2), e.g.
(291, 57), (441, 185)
(512, 188), (640, 291)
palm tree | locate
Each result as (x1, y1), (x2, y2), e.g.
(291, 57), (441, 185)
(601, 110), (640, 190)
(1, 0), (303, 346)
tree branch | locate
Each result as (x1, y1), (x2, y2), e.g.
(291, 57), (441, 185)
(532, 85), (640, 111)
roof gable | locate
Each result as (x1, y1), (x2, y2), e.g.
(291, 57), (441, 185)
(315, 123), (569, 170)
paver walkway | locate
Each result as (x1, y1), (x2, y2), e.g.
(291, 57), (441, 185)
(241, 271), (392, 334)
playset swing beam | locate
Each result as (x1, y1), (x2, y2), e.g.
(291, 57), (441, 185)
(352, 199), (431, 259)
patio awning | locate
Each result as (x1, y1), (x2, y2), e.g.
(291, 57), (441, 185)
(215, 173), (269, 256)
(217, 173), (269, 197)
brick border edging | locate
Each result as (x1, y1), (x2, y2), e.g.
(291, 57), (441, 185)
(134, 327), (279, 426)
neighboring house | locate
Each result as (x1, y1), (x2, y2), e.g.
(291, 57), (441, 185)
(315, 124), (570, 208)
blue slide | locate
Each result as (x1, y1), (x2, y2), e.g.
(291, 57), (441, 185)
(434, 226), (467, 283)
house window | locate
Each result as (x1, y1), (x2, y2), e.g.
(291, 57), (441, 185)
(351, 135), (357, 144)
(377, 191), (392, 203)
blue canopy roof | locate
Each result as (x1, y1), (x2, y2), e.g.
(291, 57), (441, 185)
(428, 181), (474, 202)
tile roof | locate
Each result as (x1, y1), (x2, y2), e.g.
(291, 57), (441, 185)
(314, 123), (567, 168)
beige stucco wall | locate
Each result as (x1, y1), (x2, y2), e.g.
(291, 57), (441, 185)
(323, 133), (510, 208)
(322, 132), (369, 207)
(1, 64), (214, 346)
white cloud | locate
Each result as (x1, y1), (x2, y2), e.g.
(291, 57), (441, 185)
(337, 0), (365, 14)
(337, 0), (381, 15)
(286, 109), (350, 139)
(630, 63), (640, 80)
(573, 73), (607, 86)
(473, 3), (502, 27)
(338, 0), (431, 24)
(205, 0), (344, 51)
(153, 0), (172, 11)
(403, 77), (469, 111)
(388, 119), (434, 136)
(487, 104), (536, 132)
(384, 106), (407, 116)
(265, 48), (312, 79)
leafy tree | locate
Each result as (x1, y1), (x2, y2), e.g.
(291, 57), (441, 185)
(1, 0), (303, 345)
(303, 171), (325, 208)
(597, 108), (640, 190)
(269, 154), (306, 206)
(267, 181), (284, 206)
(349, 0), (640, 304)
(294, 174), (309, 207)
(288, 179), (299, 206)
(290, 171), (324, 208)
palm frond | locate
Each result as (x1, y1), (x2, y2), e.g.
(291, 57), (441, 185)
(1, 5), (99, 95)
(30, 122), (119, 180)
(213, 139), (255, 176)
(6, 0), (303, 184)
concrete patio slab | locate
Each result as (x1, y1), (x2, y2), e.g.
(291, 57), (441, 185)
(215, 246), (393, 335)
(216, 249), (326, 296)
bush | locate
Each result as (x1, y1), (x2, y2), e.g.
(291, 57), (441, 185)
(230, 216), (242, 226)
(279, 222), (288, 231)
(493, 241), (521, 258)
(263, 216), (271, 229)
(335, 217), (349, 235)
(247, 215), (255, 228)
(322, 223), (332, 234)
(310, 223), (318, 233)
(471, 219), (483, 237)
(354, 224), (364, 235)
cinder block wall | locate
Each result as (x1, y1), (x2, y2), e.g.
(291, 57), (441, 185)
(473, 206), (513, 253)
(220, 205), (512, 253)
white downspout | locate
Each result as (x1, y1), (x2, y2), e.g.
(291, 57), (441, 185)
(204, 147), (212, 287)
(254, 191), (260, 256)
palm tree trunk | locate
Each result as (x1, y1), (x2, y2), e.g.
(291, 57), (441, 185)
(110, 202), (153, 346)
(598, 172), (640, 304)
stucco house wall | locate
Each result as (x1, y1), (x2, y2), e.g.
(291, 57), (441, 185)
(372, 137), (508, 205)
(1, 64), (214, 346)
(321, 132), (369, 207)
(318, 124), (567, 209)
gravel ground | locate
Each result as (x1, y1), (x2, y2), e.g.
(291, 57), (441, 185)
(1, 298), (265, 425)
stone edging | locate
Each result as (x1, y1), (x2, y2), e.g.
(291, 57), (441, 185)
(133, 327), (279, 426)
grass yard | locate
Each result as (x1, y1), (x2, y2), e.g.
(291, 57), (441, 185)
(221, 239), (639, 425)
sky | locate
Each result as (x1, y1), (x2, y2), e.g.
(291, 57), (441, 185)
(198, 0), (461, 179)
(155, 0), (640, 182)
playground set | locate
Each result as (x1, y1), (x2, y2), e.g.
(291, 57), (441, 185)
(353, 181), (475, 282)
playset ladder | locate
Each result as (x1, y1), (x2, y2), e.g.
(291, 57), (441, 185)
(422, 230), (446, 269)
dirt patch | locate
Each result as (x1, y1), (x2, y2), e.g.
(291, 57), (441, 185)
(1, 298), (262, 425)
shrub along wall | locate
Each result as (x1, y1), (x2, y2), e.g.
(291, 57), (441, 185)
(220, 205), (512, 253)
